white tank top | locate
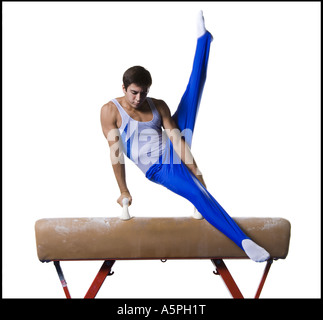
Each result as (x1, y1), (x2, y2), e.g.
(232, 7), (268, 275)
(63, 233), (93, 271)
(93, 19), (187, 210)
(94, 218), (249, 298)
(111, 98), (167, 174)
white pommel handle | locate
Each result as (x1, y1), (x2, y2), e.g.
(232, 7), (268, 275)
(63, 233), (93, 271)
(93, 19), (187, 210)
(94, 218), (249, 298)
(192, 207), (204, 220)
(120, 198), (131, 220)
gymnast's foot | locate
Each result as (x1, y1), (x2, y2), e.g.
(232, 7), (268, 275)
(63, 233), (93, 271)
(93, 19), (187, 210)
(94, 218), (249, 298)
(242, 239), (270, 262)
(197, 10), (213, 39)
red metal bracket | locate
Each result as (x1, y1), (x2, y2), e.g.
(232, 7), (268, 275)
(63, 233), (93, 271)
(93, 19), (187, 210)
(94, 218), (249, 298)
(211, 258), (273, 299)
(254, 259), (273, 298)
(211, 259), (244, 298)
(84, 260), (115, 298)
(53, 260), (116, 299)
(54, 261), (71, 299)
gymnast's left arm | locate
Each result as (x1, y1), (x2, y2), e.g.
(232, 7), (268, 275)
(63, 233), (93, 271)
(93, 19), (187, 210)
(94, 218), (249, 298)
(155, 100), (207, 189)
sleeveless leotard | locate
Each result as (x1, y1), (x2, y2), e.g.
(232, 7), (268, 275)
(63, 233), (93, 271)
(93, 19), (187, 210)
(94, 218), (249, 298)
(111, 97), (167, 174)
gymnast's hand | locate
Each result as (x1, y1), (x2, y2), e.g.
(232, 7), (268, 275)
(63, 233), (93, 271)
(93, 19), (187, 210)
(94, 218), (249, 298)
(117, 191), (132, 207)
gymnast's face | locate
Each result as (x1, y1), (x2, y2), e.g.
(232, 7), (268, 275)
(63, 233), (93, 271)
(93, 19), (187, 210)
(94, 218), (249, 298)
(123, 83), (149, 109)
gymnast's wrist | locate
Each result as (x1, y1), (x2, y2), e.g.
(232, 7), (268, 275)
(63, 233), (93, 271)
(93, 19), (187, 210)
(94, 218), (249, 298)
(195, 167), (203, 176)
(189, 165), (202, 176)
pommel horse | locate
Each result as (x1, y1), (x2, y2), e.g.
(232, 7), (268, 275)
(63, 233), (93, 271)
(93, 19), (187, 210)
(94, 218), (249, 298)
(35, 199), (291, 299)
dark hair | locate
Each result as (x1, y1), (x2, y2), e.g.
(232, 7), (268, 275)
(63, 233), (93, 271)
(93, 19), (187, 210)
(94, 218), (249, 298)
(123, 66), (152, 91)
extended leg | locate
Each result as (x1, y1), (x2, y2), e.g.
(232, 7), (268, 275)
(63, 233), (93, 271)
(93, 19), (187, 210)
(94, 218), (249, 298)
(172, 12), (213, 147)
(150, 161), (249, 249)
(147, 160), (270, 262)
(146, 12), (269, 262)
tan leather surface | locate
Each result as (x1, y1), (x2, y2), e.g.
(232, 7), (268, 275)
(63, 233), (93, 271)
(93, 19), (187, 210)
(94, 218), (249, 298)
(35, 217), (291, 262)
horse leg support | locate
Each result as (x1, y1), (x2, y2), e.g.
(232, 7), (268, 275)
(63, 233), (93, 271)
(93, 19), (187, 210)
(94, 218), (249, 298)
(254, 259), (273, 298)
(211, 259), (244, 298)
(53, 258), (272, 298)
(53, 260), (116, 299)
(84, 260), (116, 299)
(211, 259), (273, 299)
(54, 261), (71, 299)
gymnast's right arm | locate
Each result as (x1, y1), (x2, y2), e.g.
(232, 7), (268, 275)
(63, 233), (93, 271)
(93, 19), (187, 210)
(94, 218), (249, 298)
(100, 103), (132, 207)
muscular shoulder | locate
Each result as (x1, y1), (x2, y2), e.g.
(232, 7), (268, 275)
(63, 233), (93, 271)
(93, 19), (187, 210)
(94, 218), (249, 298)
(150, 98), (171, 117)
(101, 101), (118, 118)
(100, 101), (121, 132)
(149, 97), (177, 130)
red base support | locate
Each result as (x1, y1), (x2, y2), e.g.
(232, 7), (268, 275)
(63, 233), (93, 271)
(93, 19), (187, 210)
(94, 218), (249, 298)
(53, 259), (273, 299)
(211, 258), (273, 299)
(54, 261), (71, 299)
(53, 260), (115, 299)
(254, 259), (273, 298)
(211, 259), (244, 298)
(84, 260), (115, 298)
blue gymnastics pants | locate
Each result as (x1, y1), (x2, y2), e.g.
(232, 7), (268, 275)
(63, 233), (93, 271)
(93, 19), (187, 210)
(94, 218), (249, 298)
(146, 32), (250, 250)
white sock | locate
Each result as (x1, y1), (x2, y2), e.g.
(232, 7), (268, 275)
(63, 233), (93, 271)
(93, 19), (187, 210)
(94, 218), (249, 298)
(242, 239), (270, 263)
(197, 10), (207, 38)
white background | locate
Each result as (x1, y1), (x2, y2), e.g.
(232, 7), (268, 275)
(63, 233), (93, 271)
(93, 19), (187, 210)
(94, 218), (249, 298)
(3, 2), (320, 298)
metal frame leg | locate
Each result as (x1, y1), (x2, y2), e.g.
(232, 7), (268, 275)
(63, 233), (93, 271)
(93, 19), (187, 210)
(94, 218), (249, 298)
(52, 258), (272, 299)
(84, 260), (116, 299)
(53, 260), (115, 299)
(254, 259), (273, 298)
(211, 258), (274, 299)
(54, 261), (71, 299)
(211, 259), (244, 298)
